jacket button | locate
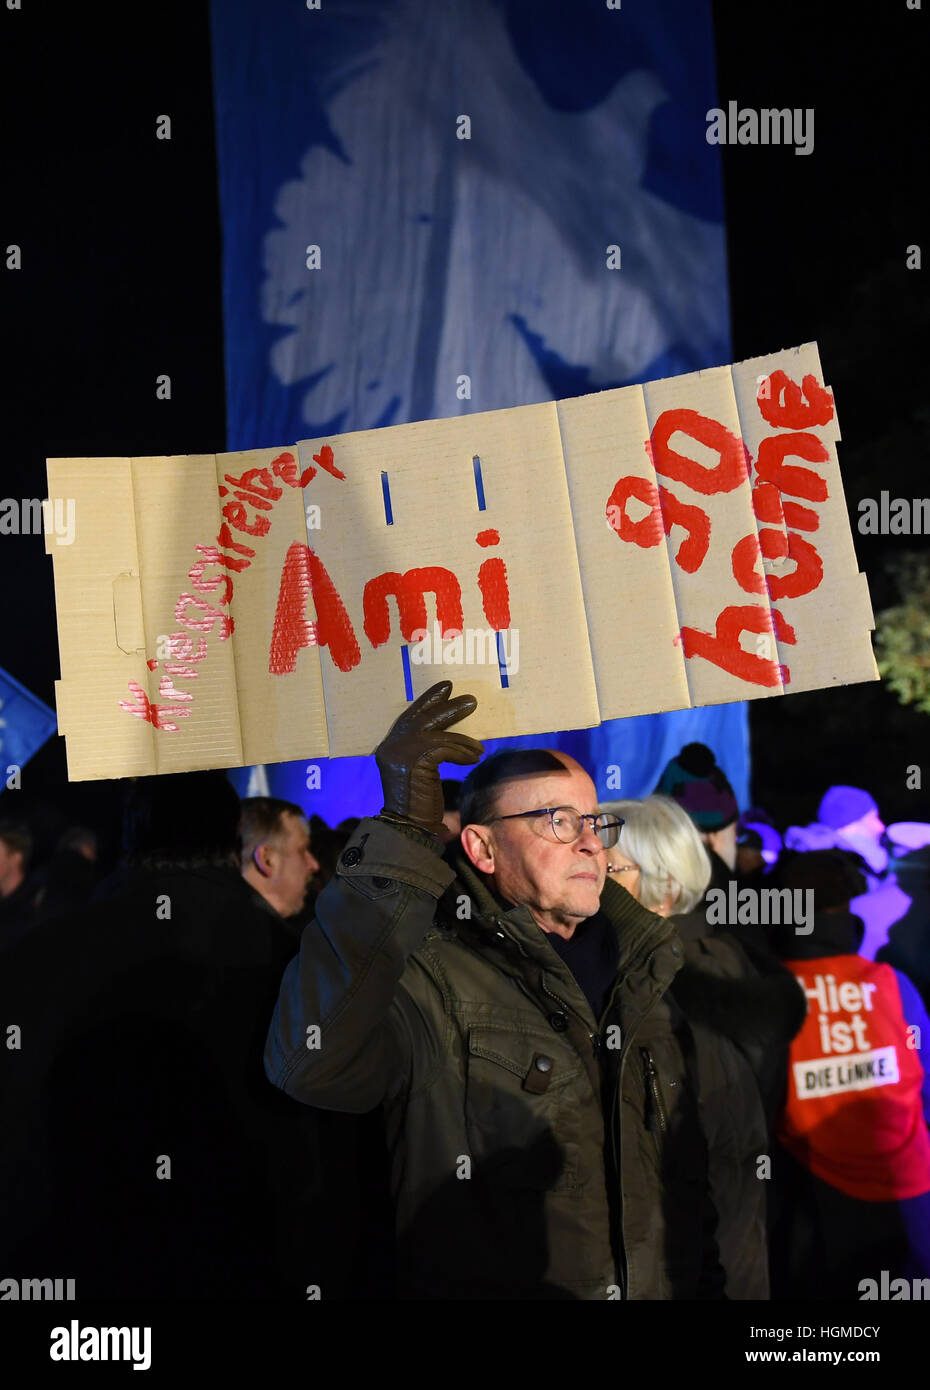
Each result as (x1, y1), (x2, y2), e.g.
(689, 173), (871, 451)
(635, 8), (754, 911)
(548, 1012), (569, 1032)
(340, 847), (363, 868)
(372, 876), (392, 889)
(534, 1054), (553, 1072)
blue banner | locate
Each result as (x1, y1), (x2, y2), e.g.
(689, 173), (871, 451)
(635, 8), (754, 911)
(209, 0), (748, 823)
(0, 664), (58, 776)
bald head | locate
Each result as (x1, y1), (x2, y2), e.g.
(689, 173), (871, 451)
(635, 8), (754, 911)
(459, 748), (587, 830)
(545, 751), (588, 778)
(486, 751), (598, 826)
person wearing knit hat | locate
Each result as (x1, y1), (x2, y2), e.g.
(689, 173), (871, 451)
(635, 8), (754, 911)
(812, 784), (888, 877)
(818, 785), (884, 839)
(655, 742), (740, 878)
(786, 784), (908, 962)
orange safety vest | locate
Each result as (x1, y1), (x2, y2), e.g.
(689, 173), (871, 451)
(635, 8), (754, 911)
(777, 954), (930, 1201)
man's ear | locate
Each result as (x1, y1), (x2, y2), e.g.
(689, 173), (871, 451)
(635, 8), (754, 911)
(252, 844), (274, 877)
(461, 824), (495, 875)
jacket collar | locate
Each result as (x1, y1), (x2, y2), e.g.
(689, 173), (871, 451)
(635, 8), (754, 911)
(444, 844), (681, 986)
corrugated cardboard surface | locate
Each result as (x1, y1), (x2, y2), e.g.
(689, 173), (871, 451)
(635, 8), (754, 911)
(47, 343), (876, 780)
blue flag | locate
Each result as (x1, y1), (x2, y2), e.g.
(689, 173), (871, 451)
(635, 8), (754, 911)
(209, 0), (748, 823)
(0, 665), (57, 775)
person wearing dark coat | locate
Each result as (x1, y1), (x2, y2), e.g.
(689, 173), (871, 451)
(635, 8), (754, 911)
(30, 828), (100, 925)
(0, 771), (372, 1299)
(266, 684), (799, 1300)
(602, 793), (806, 1296)
(768, 849), (930, 1298)
(654, 742), (741, 889)
(0, 819), (41, 951)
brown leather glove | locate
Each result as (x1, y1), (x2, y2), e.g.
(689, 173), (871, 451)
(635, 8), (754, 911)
(374, 681), (484, 836)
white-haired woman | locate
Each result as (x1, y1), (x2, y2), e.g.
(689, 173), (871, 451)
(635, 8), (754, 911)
(600, 794), (711, 931)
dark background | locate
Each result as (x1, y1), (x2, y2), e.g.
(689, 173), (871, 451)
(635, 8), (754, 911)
(0, 0), (927, 866)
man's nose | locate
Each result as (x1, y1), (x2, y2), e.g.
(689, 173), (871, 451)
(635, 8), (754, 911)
(307, 851), (320, 876)
(576, 822), (604, 853)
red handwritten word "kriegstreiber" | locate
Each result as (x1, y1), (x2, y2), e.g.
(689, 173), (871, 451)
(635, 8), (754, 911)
(119, 446), (344, 730)
(606, 369), (835, 688)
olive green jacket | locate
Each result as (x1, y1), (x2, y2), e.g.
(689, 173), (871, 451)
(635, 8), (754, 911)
(265, 816), (772, 1299)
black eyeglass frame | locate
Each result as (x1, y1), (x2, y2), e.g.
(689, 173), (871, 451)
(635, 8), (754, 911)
(487, 806), (624, 848)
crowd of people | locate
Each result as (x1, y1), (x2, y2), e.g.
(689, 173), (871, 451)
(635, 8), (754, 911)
(1, 681), (928, 1300)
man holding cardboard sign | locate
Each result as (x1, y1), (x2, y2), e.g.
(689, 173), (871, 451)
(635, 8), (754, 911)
(265, 681), (795, 1299)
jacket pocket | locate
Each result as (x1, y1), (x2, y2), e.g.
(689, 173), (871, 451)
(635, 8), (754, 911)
(464, 1026), (585, 1191)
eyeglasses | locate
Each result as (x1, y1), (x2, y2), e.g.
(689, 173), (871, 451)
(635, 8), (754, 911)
(489, 807), (624, 848)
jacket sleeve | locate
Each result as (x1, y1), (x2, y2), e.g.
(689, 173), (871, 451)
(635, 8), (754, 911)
(697, 1181), (728, 1301)
(264, 817), (456, 1113)
(892, 968), (930, 1126)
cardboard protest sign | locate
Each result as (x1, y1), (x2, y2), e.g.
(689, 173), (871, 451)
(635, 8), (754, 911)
(47, 342), (877, 781)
